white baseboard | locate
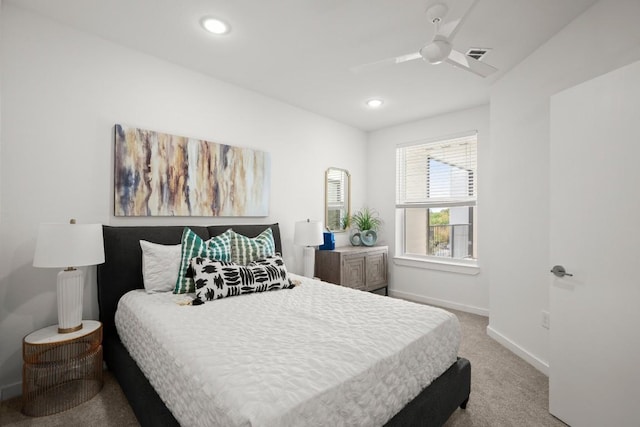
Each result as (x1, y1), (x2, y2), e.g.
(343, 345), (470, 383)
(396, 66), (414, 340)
(1, 381), (22, 401)
(486, 325), (549, 376)
(388, 290), (548, 376)
(389, 289), (489, 317)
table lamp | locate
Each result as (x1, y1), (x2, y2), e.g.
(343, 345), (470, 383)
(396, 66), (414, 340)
(294, 219), (324, 278)
(33, 219), (105, 333)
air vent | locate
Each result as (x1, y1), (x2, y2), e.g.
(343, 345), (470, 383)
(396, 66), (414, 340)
(466, 48), (491, 61)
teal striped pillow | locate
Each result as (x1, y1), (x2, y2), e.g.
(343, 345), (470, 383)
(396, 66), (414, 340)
(173, 227), (232, 294)
(229, 228), (276, 265)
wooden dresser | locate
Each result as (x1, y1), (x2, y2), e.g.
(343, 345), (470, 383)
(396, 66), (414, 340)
(314, 245), (388, 294)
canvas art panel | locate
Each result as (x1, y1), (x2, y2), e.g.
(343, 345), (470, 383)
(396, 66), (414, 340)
(114, 124), (270, 217)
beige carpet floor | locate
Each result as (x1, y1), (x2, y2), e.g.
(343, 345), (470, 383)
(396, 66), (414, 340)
(0, 308), (566, 427)
(444, 309), (566, 427)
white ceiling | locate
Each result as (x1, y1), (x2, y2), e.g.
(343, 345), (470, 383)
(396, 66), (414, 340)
(10, 0), (598, 131)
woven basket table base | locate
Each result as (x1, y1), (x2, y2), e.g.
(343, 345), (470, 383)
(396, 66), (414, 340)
(22, 322), (103, 416)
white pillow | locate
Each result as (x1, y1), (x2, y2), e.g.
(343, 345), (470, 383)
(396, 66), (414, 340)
(140, 240), (182, 293)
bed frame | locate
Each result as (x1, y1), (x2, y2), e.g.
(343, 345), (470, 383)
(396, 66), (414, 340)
(97, 224), (470, 427)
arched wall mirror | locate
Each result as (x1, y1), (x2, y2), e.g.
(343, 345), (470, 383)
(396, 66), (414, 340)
(325, 167), (351, 232)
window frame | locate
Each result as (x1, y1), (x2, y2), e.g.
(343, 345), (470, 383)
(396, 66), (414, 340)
(395, 131), (480, 274)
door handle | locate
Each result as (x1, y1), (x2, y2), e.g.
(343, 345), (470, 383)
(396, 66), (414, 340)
(550, 265), (573, 278)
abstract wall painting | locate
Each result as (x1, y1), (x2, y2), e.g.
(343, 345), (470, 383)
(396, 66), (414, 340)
(114, 124), (270, 217)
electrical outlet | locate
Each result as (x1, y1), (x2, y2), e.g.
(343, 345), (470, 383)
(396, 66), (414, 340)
(541, 310), (550, 329)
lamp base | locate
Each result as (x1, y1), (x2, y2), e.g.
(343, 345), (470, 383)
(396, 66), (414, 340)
(57, 269), (84, 334)
(302, 246), (315, 278)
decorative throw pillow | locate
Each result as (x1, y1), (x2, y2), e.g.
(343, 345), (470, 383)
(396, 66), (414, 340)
(190, 254), (293, 303)
(173, 228), (232, 294)
(140, 240), (182, 293)
(229, 227), (276, 265)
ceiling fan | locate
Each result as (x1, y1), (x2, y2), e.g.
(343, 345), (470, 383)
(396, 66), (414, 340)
(352, 0), (497, 78)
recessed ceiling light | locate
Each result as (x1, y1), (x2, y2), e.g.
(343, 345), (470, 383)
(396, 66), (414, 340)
(366, 99), (384, 109)
(201, 17), (231, 35)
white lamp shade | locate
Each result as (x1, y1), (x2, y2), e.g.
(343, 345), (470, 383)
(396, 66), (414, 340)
(33, 223), (105, 268)
(294, 219), (324, 247)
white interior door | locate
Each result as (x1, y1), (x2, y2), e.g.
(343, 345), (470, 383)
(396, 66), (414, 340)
(549, 60), (640, 426)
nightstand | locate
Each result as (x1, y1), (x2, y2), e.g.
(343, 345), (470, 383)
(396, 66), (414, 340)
(22, 320), (103, 416)
(315, 246), (388, 294)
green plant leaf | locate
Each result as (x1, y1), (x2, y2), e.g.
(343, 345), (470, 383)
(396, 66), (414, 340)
(351, 207), (382, 231)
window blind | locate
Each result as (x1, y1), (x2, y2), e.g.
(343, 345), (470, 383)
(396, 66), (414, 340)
(396, 132), (477, 208)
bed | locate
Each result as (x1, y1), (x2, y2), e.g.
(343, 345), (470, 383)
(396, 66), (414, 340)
(97, 223), (470, 426)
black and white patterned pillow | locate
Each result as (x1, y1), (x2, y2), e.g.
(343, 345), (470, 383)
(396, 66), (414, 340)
(190, 255), (294, 304)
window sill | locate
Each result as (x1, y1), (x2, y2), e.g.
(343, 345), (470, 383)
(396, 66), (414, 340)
(393, 255), (480, 275)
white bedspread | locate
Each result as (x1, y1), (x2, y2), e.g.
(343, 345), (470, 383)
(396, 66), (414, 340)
(115, 274), (460, 427)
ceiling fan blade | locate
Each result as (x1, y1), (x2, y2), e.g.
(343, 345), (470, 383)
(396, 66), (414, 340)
(394, 52), (424, 63)
(350, 52), (422, 74)
(437, 0), (480, 41)
(445, 49), (497, 77)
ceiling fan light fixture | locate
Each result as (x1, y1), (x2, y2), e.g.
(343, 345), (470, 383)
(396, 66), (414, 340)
(366, 99), (384, 109)
(201, 17), (231, 35)
(420, 38), (452, 65)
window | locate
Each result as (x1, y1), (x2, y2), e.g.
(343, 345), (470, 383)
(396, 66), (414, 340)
(396, 132), (477, 264)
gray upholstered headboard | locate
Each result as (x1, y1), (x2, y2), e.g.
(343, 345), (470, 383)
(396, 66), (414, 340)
(96, 224), (282, 341)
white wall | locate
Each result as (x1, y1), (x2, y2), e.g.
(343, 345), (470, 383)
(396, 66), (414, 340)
(0, 4), (366, 397)
(367, 105), (490, 315)
(487, 0), (640, 373)
(0, 0), (2, 227)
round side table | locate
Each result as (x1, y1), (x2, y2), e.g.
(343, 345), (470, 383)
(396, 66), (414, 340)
(22, 320), (103, 417)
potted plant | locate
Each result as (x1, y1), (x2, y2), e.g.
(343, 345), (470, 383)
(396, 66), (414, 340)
(348, 208), (382, 246)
